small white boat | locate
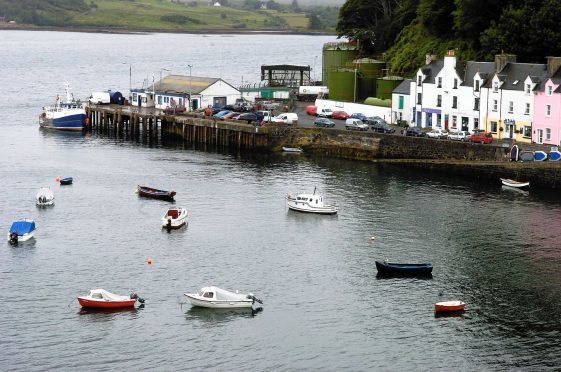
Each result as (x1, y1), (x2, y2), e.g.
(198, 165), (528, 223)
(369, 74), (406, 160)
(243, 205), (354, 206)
(161, 207), (188, 229)
(36, 187), (54, 206)
(7, 219), (36, 245)
(500, 178), (530, 190)
(286, 187), (338, 215)
(282, 147), (303, 153)
(184, 286), (262, 309)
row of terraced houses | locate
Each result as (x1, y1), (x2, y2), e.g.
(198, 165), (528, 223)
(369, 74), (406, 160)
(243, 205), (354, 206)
(391, 50), (561, 146)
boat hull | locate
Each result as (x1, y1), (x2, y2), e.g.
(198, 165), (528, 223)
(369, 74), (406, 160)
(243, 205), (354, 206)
(60, 178), (73, 185)
(286, 198), (337, 215)
(162, 208), (188, 229)
(500, 178), (529, 190)
(77, 297), (137, 309)
(7, 232), (34, 242)
(375, 261), (433, 276)
(435, 301), (465, 312)
(184, 294), (253, 308)
(138, 186), (176, 201)
(534, 151), (547, 161)
(40, 113), (85, 131)
(549, 151), (561, 161)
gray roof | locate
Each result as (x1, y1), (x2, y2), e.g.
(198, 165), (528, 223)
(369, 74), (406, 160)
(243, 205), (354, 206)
(393, 78), (412, 95)
(153, 74), (233, 94)
(484, 63), (548, 91)
(461, 61), (495, 87)
(419, 60), (444, 84)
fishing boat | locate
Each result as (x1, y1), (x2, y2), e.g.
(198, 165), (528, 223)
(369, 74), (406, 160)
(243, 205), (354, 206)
(534, 151), (547, 161)
(500, 178), (530, 190)
(7, 219), (36, 245)
(549, 150), (561, 161)
(77, 289), (144, 309)
(36, 187), (54, 206)
(286, 187), (337, 215)
(282, 147), (303, 153)
(375, 260), (433, 276)
(184, 286), (263, 309)
(59, 177), (73, 185)
(137, 185), (176, 201)
(39, 83), (86, 131)
(435, 300), (465, 312)
(162, 207), (188, 230)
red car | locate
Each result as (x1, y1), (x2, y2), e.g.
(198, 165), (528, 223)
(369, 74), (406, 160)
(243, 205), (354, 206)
(332, 111), (349, 120)
(306, 105), (317, 116)
(468, 131), (493, 144)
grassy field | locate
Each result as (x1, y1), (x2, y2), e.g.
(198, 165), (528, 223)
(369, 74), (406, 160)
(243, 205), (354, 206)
(68, 0), (315, 31)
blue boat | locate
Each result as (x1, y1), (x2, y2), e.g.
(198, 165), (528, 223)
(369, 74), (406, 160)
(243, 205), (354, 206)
(60, 177), (73, 185)
(549, 150), (561, 161)
(534, 151), (547, 161)
(375, 260), (433, 277)
(39, 83), (86, 131)
(8, 220), (36, 245)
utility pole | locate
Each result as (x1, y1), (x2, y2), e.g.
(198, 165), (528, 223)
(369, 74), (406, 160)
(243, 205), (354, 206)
(188, 64), (193, 111)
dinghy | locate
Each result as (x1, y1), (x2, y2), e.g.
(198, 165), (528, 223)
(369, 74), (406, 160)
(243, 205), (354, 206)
(137, 185), (176, 201)
(7, 220), (36, 245)
(162, 207), (188, 230)
(77, 289), (144, 309)
(534, 151), (547, 161)
(519, 151), (534, 162)
(36, 187), (54, 206)
(184, 286), (263, 309)
(509, 145), (519, 161)
(435, 300), (465, 312)
(500, 178), (529, 190)
(60, 177), (73, 185)
(375, 260), (433, 276)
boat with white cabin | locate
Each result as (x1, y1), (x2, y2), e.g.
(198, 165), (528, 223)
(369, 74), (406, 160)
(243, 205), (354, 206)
(184, 286), (262, 308)
(39, 82), (86, 131)
(286, 187), (337, 215)
(36, 187), (54, 206)
(162, 207), (188, 229)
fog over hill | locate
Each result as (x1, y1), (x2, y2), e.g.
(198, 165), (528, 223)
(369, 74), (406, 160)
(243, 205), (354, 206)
(225, 0), (345, 5)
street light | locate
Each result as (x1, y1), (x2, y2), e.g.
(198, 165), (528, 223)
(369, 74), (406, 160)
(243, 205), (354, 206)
(187, 64), (193, 111)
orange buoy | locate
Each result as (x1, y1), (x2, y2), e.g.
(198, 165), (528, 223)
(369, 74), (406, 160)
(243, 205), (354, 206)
(55, 177), (61, 182)
(147, 258), (153, 265)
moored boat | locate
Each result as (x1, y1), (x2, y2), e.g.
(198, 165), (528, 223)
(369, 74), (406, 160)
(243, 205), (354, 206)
(162, 207), (188, 229)
(184, 286), (263, 309)
(375, 260), (433, 276)
(500, 178), (529, 190)
(534, 150), (547, 161)
(519, 151), (534, 162)
(549, 150), (561, 161)
(435, 300), (465, 312)
(77, 289), (144, 309)
(7, 219), (36, 245)
(282, 147), (303, 153)
(59, 177), (73, 185)
(286, 187), (337, 215)
(39, 83), (86, 131)
(36, 187), (54, 206)
(137, 185), (176, 201)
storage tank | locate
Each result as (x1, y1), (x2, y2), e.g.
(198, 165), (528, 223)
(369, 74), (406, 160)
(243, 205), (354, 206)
(108, 91), (123, 105)
(329, 68), (356, 102)
(358, 77), (376, 102)
(353, 58), (386, 79)
(322, 42), (358, 88)
(375, 77), (404, 100)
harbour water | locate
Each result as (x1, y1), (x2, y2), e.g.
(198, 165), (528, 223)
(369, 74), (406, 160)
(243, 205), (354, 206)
(1, 31), (561, 370)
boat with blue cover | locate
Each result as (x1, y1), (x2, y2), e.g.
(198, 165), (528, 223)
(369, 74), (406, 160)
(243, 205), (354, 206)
(7, 220), (36, 245)
(59, 177), (73, 185)
(39, 83), (86, 131)
(534, 151), (547, 161)
(375, 260), (433, 276)
(549, 150), (561, 161)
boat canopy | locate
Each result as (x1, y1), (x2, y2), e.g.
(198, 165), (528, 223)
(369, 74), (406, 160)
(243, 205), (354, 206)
(88, 289), (131, 301)
(198, 286), (249, 301)
(9, 221), (35, 234)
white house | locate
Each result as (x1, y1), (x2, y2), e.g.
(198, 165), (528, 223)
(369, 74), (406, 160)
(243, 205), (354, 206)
(391, 78), (412, 124)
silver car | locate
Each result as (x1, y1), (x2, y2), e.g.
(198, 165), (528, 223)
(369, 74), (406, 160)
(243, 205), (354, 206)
(345, 118), (369, 131)
(447, 130), (469, 141)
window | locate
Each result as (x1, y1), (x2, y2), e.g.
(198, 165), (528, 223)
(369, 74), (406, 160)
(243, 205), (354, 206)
(437, 114), (441, 127)
(474, 98), (480, 110)
(547, 85), (553, 95)
(157, 95), (162, 105)
(493, 82), (499, 92)
(417, 93), (422, 104)
(399, 96), (404, 109)
(417, 76), (422, 86)
(437, 77), (442, 88)
(493, 100), (498, 111)
(453, 78), (458, 89)
(475, 80), (480, 92)
(437, 95), (442, 107)
(546, 128), (551, 141)
(132, 93), (138, 102)
(546, 104), (551, 116)
(452, 96), (457, 108)
(525, 103), (530, 115)
(491, 121), (498, 132)
(525, 84), (531, 94)
(508, 101), (514, 113)
(452, 115), (457, 128)
(523, 126), (531, 138)
(474, 118), (479, 129)
(164, 96), (170, 103)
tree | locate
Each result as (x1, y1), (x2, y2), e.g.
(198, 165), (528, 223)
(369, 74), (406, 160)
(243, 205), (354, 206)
(308, 13), (322, 30)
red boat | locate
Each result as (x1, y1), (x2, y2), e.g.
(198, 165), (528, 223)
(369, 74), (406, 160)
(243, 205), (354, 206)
(137, 185), (176, 201)
(435, 300), (465, 312)
(77, 289), (144, 309)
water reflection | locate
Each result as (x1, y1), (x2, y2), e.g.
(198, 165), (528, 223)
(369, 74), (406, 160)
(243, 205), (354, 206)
(78, 305), (144, 322)
(434, 309), (465, 318)
(501, 185), (529, 196)
(376, 273), (433, 280)
(185, 306), (263, 325)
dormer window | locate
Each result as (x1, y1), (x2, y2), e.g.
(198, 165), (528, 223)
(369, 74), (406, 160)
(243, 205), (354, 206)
(513, 80), (519, 85)
(547, 85), (553, 96)
(437, 77), (442, 88)
(474, 80), (480, 92)
(417, 76), (422, 86)
(453, 78), (458, 89)
(493, 81), (499, 93)
(525, 84), (531, 94)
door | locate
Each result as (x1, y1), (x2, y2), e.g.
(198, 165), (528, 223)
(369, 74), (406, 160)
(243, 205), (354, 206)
(508, 125), (514, 138)
(213, 97), (226, 108)
(537, 129), (543, 144)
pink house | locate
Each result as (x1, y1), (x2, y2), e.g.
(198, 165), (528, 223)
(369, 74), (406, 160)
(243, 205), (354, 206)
(533, 59), (561, 146)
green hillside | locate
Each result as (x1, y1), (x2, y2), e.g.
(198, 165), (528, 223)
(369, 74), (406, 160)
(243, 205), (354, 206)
(0, 0), (336, 32)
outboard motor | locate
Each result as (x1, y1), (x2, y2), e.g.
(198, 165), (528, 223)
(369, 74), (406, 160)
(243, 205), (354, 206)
(166, 218), (172, 232)
(130, 292), (145, 304)
(247, 293), (263, 305)
(9, 232), (18, 246)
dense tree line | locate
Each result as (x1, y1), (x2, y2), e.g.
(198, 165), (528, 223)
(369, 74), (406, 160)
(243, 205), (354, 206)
(336, 0), (561, 73)
(0, 0), (90, 26)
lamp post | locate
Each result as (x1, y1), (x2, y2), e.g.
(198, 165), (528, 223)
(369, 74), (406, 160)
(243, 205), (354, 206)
(313, 55), (317, 82)
(187, 64), (192, 111)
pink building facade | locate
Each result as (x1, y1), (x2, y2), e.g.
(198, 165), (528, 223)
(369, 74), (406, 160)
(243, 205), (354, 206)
(533, 77), (561, 146)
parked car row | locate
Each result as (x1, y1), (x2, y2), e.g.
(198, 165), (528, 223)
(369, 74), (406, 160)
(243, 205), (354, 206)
(424, 128), (494, 143)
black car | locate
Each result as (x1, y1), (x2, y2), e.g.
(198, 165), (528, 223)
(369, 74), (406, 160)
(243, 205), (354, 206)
(235, 113), (258, 123)
(369, 119), (395, 133)
(405, 127), (426, 137)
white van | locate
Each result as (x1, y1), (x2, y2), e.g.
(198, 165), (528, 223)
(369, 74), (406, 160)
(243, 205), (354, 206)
(88, 92), (110, 104)
(272, 113), (298, 125)
(317, 108), (333, 118)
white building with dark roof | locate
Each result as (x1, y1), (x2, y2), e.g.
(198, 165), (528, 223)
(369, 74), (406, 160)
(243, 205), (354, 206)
(391, 78), (412, 124)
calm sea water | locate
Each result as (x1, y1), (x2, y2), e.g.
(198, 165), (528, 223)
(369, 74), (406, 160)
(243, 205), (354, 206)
(1, 31), (561, 371)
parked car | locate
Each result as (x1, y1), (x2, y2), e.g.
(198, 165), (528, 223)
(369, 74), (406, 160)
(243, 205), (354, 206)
(306, 105), (317, 116)
(405, 127), (427, 137)
(469, 130), (494, 144)
(223, 111), (241, 120)
(234, 112), (258, 123)
(314, 117), (335, 128)
(345, 118), (369, 131)
(447, 130), (469, 141)
(349, 113), (368, 121)
(370, 119), (396, 133)
(331, 111), (349, 120)
(426, 128), (448, 139)
(271, 113), (298, 125)
(255, 110), (272, 122)
(317, 108), (333, 118)
(212, 110), (232, 118)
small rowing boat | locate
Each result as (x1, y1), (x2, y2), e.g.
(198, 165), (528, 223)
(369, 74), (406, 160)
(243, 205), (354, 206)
(500, 178), (529, 190)
(375, 261), (433, 276)
(137, 185), (176, 201)
(282, 147), (303, 153)
(435, 300), (465, 312)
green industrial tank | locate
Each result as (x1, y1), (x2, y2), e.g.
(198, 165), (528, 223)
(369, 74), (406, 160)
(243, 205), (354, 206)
(353, 58), (386, 78)
(329, 68), (356, 102)
(358, 77), (376, 102)
(376, 76), (404, 100)
(322, 42), (358, 88)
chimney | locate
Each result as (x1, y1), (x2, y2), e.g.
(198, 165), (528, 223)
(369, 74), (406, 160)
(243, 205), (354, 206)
(547, 56), (561, 76)
(425, 54), (437, 65)
(495, 53), (517, 73)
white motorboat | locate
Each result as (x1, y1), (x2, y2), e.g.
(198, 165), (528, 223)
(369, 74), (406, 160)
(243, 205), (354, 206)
(162, 207), (188, 229)
(184, 286), (262, 309)
(36, 187), (54, 206)
(500, 178), (530, 190)
(282, 147), (303, 153)
(286, 188), (338, 215)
